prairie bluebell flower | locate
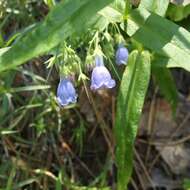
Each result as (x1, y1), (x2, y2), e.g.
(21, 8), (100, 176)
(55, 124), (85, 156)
(90, 55), (116, 90)
(115, 44), (129, 65)
(57, 78), (77, 106)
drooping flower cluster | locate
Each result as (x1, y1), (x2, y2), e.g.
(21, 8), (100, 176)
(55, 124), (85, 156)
(56, 45), (129, 107)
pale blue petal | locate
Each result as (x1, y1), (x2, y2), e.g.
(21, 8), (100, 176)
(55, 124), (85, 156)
(90, 66), (116, 90)
(57, 79), (77, 106)
(116, 45), (129, 65)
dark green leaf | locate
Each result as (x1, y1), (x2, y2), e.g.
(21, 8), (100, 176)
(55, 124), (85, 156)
(152, 66), (178, 114)
(115, 50), (151, 189)
(167, 3), (190, 21)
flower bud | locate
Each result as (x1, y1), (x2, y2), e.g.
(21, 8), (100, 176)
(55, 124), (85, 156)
(115, 44), (129, 65)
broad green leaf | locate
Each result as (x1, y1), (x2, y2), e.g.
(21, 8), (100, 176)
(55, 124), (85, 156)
(0, 0), (113, 72)
(112, 0), (126, 13)
(140, 0), (169, 16)
(152, 54), (188, 69)
(138, 2), (179, 114)
(127, 6), (190, 72)
(167, 3), (190, 21)
(115, 50), (151, 189)
(90, 6), (122, 32)
(0, 47), (10, 56)
(152, 66), (178, 114)
(99, 6), (122, 23)
(183, 178), (190, 190)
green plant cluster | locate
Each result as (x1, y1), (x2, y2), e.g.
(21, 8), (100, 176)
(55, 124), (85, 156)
(0, 0), (190, 189)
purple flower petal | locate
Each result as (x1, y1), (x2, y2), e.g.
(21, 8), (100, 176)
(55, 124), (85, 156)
(116, 45), (129, 65)
(90, 65), (116, 90)
(57, 78), (77, 106)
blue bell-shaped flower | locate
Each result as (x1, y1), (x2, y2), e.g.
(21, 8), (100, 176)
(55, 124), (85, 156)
(57, 78), (77, 106)
(90, 55), (116, 90)
(115, 44), (129, 65)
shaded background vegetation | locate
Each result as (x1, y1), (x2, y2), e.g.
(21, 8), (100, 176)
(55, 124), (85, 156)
(1, 0), (190, 189)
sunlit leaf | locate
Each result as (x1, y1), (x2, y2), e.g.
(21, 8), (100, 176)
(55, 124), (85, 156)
(0, 0), (114, 72)
(127, 6), (190, 72)
(115, 50), (151, 189)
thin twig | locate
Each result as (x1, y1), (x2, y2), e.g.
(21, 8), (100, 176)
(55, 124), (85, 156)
(135, 149), (156, 189)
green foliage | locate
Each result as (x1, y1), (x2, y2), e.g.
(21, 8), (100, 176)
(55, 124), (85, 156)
(152, 67), (178, 114)
(140, 0), (169, 16)
(1, 0), (190, 189)
(167, 3), (190, 21)
(127, 6), (190, 72)
(5, 166), (16, 190)
(139, 0), (179, 114)
(115, 50), (151, 189)
(44, 0), (57, 8)
(0, 0), (114, 72)
(184, 179), (190, 190)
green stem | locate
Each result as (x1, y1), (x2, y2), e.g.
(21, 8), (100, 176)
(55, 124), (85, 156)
(124, 0), (131, 18)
